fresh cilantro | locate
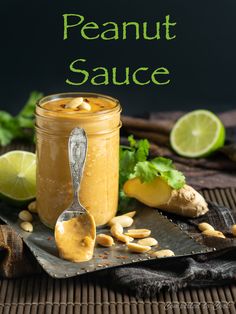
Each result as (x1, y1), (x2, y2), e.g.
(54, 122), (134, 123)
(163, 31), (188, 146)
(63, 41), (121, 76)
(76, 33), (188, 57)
(0, 91), (43, 146)
(161, 169), (186, 190)
(134, 161), (157, 183)
(127, 134), (137, 148)
(119, 136), (185, 210)
(151, 157), (173, 172)
(119, 136), (149, 186)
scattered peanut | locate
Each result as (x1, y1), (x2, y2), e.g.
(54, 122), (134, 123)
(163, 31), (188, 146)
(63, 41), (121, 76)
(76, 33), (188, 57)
(110, 223), (133, 243)
(96, 234), (114, 247)
(110, 223), (123, 237)
(198, 222), (214, 232)
(125, 229), (151, 239)
(123, 211), (136, 218)
(18, 210), (33, 222)
(65, 97), (83, 108)
(138, 237), (158, 247)
(20, 221), (33, 232)
(202, 229), (225, 239)
(231, 224), (236, 237)
(109, 215), (133, 228)
(116, 233), (134, 244)
(28, 201), (37, 213)
(127, 243), (151, 253)
(152, 249), (175, 258)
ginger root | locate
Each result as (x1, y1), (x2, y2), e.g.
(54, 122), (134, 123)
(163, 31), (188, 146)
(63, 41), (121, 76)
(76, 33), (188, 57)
(123, 177), (208, 218)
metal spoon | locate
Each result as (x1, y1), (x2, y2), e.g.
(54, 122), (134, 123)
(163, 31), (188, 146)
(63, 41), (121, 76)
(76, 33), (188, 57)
(54, 128), (96, 263)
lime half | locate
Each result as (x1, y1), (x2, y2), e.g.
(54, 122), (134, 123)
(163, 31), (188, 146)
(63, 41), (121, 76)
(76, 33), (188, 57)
(170, 110), (225, 158)
(0, 151), (36, 204)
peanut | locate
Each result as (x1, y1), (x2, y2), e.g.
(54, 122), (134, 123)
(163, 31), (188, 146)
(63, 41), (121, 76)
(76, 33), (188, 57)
(231, 224), (236, 237)
(18, 210), (33, 222)
(110, 223), (133, 243)
(202, 229), (225, 239)
(116, 233), (134, 244)
(110, 223), (123, 237)
(138, 237), (158, 247)
(152, 249), (175, 258)
(127, 243), (151, 253)
(109, 215), (133, 228)
(65, 97), (83, 109)
(96, 234), (114, 247)
(125, 229), (151, 239)
(65, 97), (91, 111)
(28, 201), (37, 213)
(20, 221), (33, 232)
(198, 222), (214, 232)
(79, 102), (91, 111)
(123, 211), (136, 218)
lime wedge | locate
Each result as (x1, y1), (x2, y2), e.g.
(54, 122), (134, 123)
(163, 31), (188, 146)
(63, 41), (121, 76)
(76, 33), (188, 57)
(0, 151), (36, 204)
(170, 110), (225, 158)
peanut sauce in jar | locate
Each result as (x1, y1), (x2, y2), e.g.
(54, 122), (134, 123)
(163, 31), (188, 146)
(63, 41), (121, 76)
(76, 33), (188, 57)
(35, 93), (121, 229)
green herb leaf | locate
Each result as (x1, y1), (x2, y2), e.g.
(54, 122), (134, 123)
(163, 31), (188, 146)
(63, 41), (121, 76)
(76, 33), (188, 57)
(151, 156), (173, 172)
(135, 139), (150, 162)
(0, 91), (43, 146)
(18, 91), (43, 119)
(119, 137), (185, 201)
(134, 161), (157, 183)
(128, 135), (137, 148)
(0, 128), (14, 146)
(161, 169), (186, 189)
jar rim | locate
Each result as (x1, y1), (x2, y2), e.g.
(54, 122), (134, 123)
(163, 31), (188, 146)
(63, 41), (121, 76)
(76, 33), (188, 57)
(36, 92), (121, 118)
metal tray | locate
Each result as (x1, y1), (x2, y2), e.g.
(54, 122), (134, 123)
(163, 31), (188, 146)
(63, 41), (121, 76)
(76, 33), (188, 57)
(0, 201), (212, 278)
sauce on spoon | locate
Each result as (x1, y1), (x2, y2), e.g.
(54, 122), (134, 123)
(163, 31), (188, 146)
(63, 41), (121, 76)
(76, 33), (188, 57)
(55, 213), (96, 262)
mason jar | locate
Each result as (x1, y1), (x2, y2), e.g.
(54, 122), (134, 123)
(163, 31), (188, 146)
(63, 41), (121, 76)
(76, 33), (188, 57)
(35, 92), (121, 229)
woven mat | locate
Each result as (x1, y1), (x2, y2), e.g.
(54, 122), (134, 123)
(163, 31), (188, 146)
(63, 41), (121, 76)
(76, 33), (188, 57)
(0, 143), (236, 313)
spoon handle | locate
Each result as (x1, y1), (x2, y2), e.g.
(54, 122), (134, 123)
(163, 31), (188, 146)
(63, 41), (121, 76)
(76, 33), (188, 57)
(68, 128), (88, 205)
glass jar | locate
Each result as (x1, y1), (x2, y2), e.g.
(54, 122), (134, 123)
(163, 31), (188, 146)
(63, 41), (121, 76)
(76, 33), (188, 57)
(35, 93), (121, 229)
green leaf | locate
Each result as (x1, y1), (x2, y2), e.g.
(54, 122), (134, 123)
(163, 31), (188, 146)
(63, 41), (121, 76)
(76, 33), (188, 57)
(18, 91), (43, 119)
(0, 111), (22, 146)
(128, 135), (137, 148)
(136, 139), (150, 162)
(17, 116), (35, 129)
(120, 149), (136, 175)
(119, 136), (185, 211)
(0, 91), (43, 147)
(161, 169), (186, 189)
(151, 157), (173, 172)
(0, 111), (14, 123)
(119, 149), (136, 188)
(0, 128), (14, 146)
(134, 161), (157, 183)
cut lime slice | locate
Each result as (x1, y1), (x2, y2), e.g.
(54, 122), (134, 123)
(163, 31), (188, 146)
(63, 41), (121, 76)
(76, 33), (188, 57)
(170, 110), (225, 158)
(0, 151), (36, 204)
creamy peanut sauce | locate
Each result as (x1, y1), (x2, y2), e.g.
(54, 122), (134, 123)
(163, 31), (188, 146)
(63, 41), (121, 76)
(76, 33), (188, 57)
(55, 213), (96, 262)
(36, 94), (120, 229)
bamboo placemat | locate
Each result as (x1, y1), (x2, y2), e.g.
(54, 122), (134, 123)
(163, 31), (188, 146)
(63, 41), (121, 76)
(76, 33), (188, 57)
(0, 276), (235, 313)
(0, 143), (235, 313)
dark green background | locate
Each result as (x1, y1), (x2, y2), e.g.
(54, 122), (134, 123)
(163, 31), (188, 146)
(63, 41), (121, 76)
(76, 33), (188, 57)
(1, 0), (236, 115)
